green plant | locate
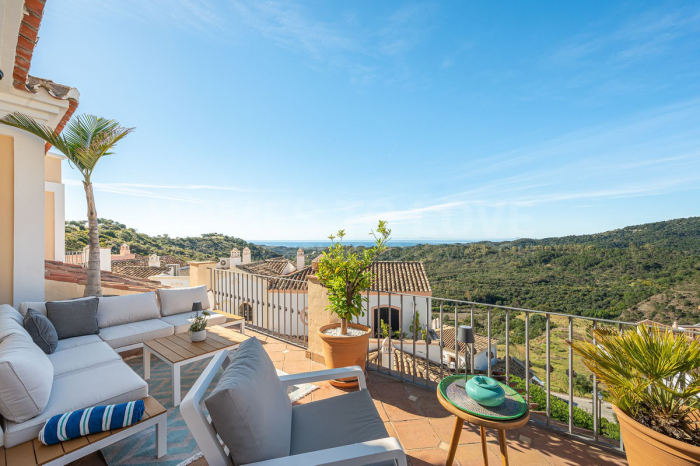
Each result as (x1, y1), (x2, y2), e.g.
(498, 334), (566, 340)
(409, 312), (426, 340)
(0, 114), (133, 296)
(316, 221), (391, 335)
(189, 310), (211, 333)
(510, 375), (620, 440)
(568, 324), (700, 445)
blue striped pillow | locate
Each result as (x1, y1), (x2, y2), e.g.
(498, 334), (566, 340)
(38, 400), (145, 445)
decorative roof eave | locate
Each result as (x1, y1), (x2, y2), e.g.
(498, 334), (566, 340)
(12, 0), (79, 152)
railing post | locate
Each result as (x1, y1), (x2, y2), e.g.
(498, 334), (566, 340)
(505, 309), (510, 384)
(568, 316), (574, 435)
(546, 314), (551, 426)
(525, 311), (530, 404)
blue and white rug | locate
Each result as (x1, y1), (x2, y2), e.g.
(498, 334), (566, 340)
(101, 355), (317, 466)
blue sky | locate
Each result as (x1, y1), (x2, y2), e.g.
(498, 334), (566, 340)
(32, 1), (700, 241)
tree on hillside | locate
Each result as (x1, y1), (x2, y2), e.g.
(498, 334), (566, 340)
(0, 113), (133, 296)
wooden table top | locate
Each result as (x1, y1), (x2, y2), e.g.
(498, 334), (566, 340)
(0, 397), (165, 466)
(437, 389), (530, 430)
(145, 326), (249, 363)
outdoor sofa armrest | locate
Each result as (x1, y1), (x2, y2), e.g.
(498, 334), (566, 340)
(278, 366), (366, 390)
(243, 437), (407, 466)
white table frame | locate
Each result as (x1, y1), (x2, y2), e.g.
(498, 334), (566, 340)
(143, 340), (241, 406)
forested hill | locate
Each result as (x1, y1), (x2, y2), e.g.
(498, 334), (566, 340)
(381, 217), (700, 322)
(64, 219), (278, 262)
(65, 217), (700, 323)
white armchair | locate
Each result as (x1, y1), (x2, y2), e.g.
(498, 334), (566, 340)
(181, 349), (407, 466)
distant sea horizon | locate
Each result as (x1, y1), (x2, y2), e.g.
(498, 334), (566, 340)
(253, 239), (503, 248)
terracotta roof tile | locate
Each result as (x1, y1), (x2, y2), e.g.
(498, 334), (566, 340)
(492, 357), (542, 385)
(238, 258), (294, 277)
(268, 266), (315, 291)
(370, 261), (431, 293)
(10, 1), (80, 152)
(268, 261), (432, 294)
(45, 261), (166, 292)
(435, 325), (499, 357)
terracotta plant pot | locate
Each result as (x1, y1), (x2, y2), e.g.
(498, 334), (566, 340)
(613, 405), (700, 465)
(318, 323), (371, 388)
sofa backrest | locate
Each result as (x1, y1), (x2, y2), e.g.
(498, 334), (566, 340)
(158, 286), (210, 316)
(96, 292), (160, 328)
(18, 297), (92, 318)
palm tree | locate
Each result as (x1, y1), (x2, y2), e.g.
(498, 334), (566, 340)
(0, 113), (134, 297)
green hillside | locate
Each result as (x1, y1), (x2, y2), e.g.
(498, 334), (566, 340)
(65, 217), (700, 323)
(64, 219), (278, 263)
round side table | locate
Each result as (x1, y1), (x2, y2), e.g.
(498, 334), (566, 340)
(437, 388), (530, 466)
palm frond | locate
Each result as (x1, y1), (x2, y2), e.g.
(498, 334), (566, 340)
(0, 112), (73, 159)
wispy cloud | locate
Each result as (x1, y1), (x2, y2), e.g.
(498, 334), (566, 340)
(64, 180), (229, 204)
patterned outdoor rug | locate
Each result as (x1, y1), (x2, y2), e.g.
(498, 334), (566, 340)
(101, 355), (317, 466)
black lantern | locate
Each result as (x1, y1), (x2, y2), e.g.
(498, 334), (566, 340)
(456, 326), (475, 384)
(192, 301), (203, 313)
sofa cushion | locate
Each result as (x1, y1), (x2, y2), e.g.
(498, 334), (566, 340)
(2, 359), (148, 448)
(205, 337), (292, 464)
(55, 334), (103, 352)
(48, 341), (121, 377)
(98, 319), (174, 349)
(0, 305), (27, 341)
(46, 298), (100, 340)
(159, 310), (226, 334)
(158, 286), (210, 316)
(290, 390), (389, 456)
(96, 292), (160, 329)
(0, 332), (54, 423)
(23, 309), (58, 354)
(18, 297), (92, 318)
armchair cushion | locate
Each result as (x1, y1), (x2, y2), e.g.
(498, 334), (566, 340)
(96, 292), (160, 328)
(205, 337), (292, 464)
(46, 298), (99, 340)
(290, 389), (389, 456)
(23, 309), (58, 354)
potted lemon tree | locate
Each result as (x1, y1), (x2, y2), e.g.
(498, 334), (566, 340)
(316, 221), (390, 387)
(568, 324), (700, 465)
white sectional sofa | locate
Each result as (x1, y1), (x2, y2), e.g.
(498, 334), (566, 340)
(0, 286), (227, 449)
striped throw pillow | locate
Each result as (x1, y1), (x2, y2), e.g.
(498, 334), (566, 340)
(38, 400), (145, 445)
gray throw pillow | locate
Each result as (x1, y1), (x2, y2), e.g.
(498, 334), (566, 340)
(46, 298), (100, 340)
(23, 309), (58, 354)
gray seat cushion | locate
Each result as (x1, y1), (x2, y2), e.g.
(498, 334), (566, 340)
(159, 310), (226, 333)
(46, 298), (100, 340)
(23, 309), (58, 354)
(97, 292), (160, 328)
(48, 341), (121, 377)
(2, 359), (148, 448)
(158, 286), (210, 316)
(205, 337), (292, 464)
(290, 390), (389, 456)
(98, 319), (174, 349)
(54, 334), (103, 352)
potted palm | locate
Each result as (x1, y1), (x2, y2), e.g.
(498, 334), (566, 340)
(568, 324), (700, 465)
(316, 221), (390, 387)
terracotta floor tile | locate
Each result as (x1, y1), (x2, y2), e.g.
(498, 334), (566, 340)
(281, 359), (312, 374)
(309, 361), (327, 371)
(383, 399), (425, 422)
(273, 361), (284, 370)
(368, 371), (403, 384)
(283, 350), (308, 361)
(311, 385), (346, 401)
(374, 399), (389, 421)
(408, 448), (450, 466)
(384, 422), (398, 439)
(261, 343), (288, 352)
(416, 397), (450, 419)
(454, 442), (500, 466)
(392, 419), (441, 450)
(429, 417), (484, 445)
(267, 351), (285, 362)
(405, 384), (437, 399)
(375, 382), (410, 400)
(487, 437), (550, 465)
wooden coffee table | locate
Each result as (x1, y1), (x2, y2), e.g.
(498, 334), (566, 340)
(144, 326), (249, 406)
(438, 382), (529, 466)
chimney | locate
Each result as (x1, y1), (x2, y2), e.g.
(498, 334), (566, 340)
(242, 247), (251, 264)
(148, 254), (160, 267)
(231, 248), (241, 266)
(120, 243), (130, 255)
(297, 248), (305, 270)
(311, 254), (322, 272)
